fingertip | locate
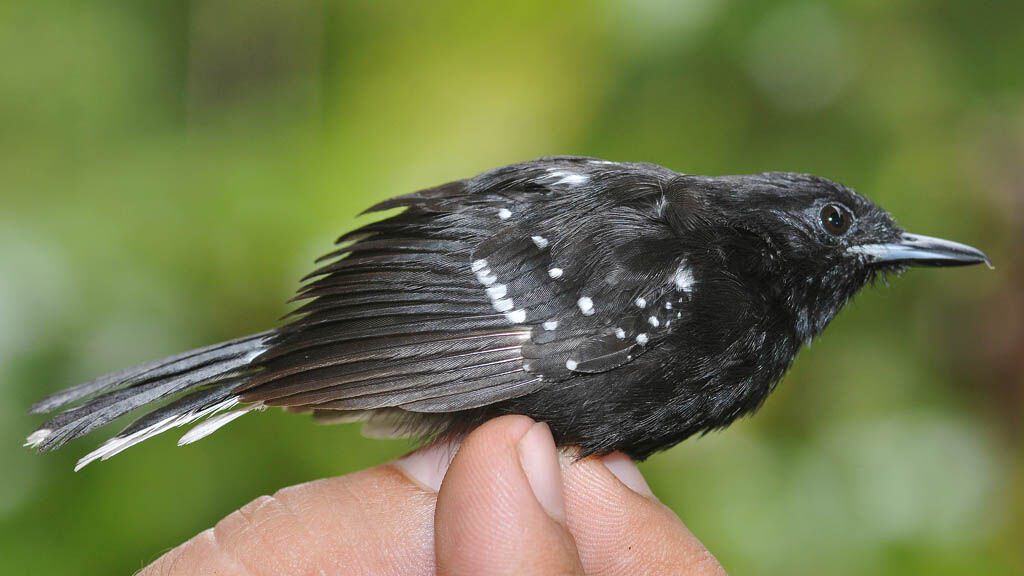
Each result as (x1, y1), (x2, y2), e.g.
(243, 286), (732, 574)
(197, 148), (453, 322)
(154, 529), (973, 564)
(435, 415), (583, 574)
(518, 421), (566, 521)
(393, 440), (458, 492)
(561, 455), (726, 575)
(601, 452), (655, 498)
(474, 413), (537, 443)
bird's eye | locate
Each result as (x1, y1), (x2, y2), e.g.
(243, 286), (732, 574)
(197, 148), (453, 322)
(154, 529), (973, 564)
(820, 204), (852, 236)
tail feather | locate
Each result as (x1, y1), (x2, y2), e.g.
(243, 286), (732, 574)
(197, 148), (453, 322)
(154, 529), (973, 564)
(26, 333), (271, 465)
(176, 404), (261, 447)
(34, 353), (256, 451)
(74, 393), (247, 471)
(117, 378), (242, 437)
(29, 332), (271, 415)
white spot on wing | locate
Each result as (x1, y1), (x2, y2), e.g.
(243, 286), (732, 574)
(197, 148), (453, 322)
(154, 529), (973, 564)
(548, 170), (589, 186)
(474, 263), (524, 318)
(565, 359), (579, 370)
(493, 298), (515, 312)
(674, 263), (695, 292)
(577, 296), (595, 315)
(615, 328), (626, 339)
(543, 320), (558, 331)
(531, 235), (549, 249)
(548, 267), (563, 279)
(505, 309), (527, 323)
(497, 208), (512, 220)
(648, 316), (660, 327)
(475, 267), (497, 286)
(486, 284), (507, 300)
(636, 333), (649, 345)
(635, 297), (647, 308)
(655, 194), (668, 216)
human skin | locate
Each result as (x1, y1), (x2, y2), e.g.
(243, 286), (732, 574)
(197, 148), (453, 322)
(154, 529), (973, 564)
(140, 415), (726, 575)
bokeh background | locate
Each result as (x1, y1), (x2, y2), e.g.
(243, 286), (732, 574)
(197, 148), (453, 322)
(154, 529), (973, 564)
(1, 1), (1021, 574)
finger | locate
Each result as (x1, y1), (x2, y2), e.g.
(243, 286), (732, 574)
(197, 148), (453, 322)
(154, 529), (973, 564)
(434, 415), (584, 576)
(561, 452), (726, 576)
(141, 452), (447, 576)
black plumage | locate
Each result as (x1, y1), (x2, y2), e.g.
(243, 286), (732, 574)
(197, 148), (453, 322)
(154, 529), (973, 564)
(25, 156), (991, 468)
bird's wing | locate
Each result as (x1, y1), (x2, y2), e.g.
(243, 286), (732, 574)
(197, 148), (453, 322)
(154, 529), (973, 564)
(236, 156), (689, 415)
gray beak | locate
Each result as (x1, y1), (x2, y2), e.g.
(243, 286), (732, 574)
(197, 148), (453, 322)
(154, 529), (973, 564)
(848, 233), (992, 268)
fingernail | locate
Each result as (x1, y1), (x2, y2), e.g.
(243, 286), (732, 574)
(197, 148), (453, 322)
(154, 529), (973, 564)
(394, 442), (456, 492)
(602, 452), (655, 497)
(517, 422), (566, 521)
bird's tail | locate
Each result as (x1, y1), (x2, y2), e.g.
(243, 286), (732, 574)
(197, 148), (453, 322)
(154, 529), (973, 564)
(25, 331), (272, 470)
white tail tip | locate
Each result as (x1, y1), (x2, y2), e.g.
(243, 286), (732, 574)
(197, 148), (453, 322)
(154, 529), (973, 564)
(24, 429), (52, 449)
(178, 405), (258, 446)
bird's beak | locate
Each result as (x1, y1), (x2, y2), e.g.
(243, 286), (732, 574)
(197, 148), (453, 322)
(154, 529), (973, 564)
(849, 233), (992, 268)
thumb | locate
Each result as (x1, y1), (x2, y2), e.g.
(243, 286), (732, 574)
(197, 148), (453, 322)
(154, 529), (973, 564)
(434, 415), (583, 576)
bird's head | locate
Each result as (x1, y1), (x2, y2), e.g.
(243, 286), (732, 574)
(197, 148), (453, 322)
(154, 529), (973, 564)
(667, 172), (991, 342)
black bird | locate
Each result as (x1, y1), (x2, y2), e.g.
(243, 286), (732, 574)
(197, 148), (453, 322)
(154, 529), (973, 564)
(25, 156), (991, 469)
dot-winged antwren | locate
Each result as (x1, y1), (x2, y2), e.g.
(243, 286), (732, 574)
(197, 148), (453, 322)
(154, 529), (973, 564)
(25, 156), (991, 470)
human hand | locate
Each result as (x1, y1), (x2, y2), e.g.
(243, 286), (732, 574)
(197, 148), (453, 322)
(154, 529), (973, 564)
(141, 415), (726, 575)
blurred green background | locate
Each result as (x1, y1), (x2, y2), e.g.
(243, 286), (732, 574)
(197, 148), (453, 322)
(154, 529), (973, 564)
(1, 1), (1021, 574)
